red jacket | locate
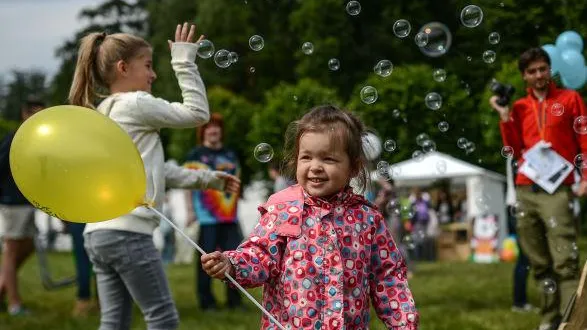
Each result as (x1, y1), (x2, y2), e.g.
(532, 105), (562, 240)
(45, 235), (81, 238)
(500, 82), (587, 186)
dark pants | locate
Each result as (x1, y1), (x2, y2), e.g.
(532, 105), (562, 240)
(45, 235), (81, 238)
(196, 223), (242, 309)
(67, 222), (92, 300)
(513, 238), (531, 307)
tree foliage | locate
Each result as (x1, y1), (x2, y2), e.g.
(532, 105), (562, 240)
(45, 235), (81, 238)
(6, 0), (584, 185)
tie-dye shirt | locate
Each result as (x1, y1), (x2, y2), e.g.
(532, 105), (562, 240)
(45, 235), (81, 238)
(184, 146), (239, 225)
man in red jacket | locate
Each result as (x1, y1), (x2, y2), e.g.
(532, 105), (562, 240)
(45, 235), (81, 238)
(490, 47), (586, 330)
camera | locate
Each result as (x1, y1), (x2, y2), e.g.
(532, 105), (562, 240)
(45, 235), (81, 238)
(490, 79), (516, 107)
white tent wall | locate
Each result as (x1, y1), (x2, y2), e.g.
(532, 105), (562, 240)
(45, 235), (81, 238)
(466, 175), (508, 244)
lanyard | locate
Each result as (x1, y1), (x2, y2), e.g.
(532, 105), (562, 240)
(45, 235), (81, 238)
(532, 99), (547, 141)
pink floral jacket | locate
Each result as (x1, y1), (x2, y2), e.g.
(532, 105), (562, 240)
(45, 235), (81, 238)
(225, 185), (418, 330)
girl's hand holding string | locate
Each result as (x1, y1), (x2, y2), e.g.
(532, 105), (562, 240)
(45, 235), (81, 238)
(201, 251), (235, 279)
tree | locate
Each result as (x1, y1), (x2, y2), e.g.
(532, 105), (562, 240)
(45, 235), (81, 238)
(347, 63), (475, 167)
(247, 78), (341, 177)
(165, 86), (258, 184)
(1, 70), (48, 121)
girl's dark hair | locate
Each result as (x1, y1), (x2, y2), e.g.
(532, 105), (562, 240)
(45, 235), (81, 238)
(518, 47), (551, 73)
(283, 104), (369, 193)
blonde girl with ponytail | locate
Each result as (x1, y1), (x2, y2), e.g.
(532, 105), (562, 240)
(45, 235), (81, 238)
(69, 23), (240, 330)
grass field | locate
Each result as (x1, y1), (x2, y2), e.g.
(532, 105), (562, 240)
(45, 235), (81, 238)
(0, 239), (585, 330)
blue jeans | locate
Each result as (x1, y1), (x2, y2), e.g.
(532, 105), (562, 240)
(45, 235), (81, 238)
(85, 230), (178, 330)
(197, 223), (242, 309)
(66, 222), (92, 299)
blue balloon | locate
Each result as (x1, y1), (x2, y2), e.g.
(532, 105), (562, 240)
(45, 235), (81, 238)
(559, 49), (585, 84)
(561, 67), (586, 89)
(556, 31), (584, 52)
(542, 44), (562, 75)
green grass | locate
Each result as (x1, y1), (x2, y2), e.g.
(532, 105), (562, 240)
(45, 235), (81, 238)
(1, 239), (586, 330)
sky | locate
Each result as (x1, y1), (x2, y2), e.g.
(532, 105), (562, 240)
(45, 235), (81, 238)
(0, 0), (98, 80)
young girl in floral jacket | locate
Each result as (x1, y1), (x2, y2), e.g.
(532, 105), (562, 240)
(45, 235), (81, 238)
(202, 105), (419, 329)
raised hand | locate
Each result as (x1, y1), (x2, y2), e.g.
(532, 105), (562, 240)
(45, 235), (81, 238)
(489, 95), (511, 122)
(168, 22), (205, 50)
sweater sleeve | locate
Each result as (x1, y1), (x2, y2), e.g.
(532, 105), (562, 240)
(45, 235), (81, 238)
(570, 91), (587, 179)
(136, 42), (210, 129)
(370, 212), (419, 330)
(164, 160), (225, 190)
(223, 210), (287, 288)
(499, 102), (525, 159)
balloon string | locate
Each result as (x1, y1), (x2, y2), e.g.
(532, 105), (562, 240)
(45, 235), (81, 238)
(146, 206), (286, 330)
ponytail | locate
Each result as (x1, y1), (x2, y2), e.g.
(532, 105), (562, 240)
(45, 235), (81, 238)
(68, 32), (106, 109)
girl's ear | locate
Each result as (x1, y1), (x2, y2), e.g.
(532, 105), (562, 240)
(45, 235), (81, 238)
(115, 60), (128, 76)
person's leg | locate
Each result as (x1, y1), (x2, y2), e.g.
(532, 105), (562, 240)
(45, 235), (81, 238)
(0, 206), (36, 313)
(114, 232), (179, 330)
(513, 238), (531, 307)
(516, 187), (558, 325)
(68, 222), (95, 316)
(219, 223), (243, 308)
(197, 224), (218, 309)
(85, 231), (133, 330)
(538, 187), (579, 326)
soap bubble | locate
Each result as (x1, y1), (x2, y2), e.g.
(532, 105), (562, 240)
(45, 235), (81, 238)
(457, 137), (468, 149)
(301, 42), (314, 55)
(214, 49), (231, 68)
(417, 22), (452, 57)
(541, 279), (557, 294)
(254, 143), (274, 163)
(393, 19), (411, 38)
(461, 5), (484, 28)
(328, 58), (340, 71)
(384, 139), (397, 152)
(433, 69), (447, 82)
(422, 140), (437, 153)
(248, 35), (264, 51)
(416, 133), (430, 146)
(392, 109), (401, 118)
(249, 66), (256, 73)
(501, 146), (514, 158)
(438, 121), (449, 132)
(436, 160), (447, 173)
(414, 32), (428, 47)
(346, 0), (361, 15)
(482, 50), (496, 64)
(412, 150), (424, 161)
(574, 153), (587, 169)
(374, 60), (393, 77)
(360, 86), (378, 104)
(196, 39), (215, 59)
(229, 51), (238, 63)
(425, 92), (442, 110)
(574, 116), (587, 134)
(488, 32), (500, 45)
(551, 103), (564, 116)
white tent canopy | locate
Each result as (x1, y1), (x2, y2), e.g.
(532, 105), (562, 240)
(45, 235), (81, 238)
(385, 151), (508, 243)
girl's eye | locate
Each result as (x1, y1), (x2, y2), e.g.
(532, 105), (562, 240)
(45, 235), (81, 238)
(300, 155), (310, 160)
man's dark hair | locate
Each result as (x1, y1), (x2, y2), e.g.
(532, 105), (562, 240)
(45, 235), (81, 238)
(518, 47), (551, 73)
(23, 95), (46, 111)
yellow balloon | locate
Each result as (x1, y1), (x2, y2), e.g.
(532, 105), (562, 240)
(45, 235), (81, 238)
(10, 105), (147, 223)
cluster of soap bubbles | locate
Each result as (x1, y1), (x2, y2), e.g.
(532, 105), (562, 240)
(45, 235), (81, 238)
(223, 4), (514, 162)
(457, 137), (476, 154)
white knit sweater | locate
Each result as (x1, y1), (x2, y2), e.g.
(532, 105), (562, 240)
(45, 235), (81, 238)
(85, 42), (223, 236)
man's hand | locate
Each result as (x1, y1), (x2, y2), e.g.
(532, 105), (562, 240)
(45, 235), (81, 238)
(576, 181), (587, 197)
(489, 96), (511, 122)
